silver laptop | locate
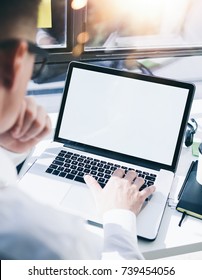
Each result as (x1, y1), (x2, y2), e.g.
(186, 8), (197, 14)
(19, 61), (195, 240)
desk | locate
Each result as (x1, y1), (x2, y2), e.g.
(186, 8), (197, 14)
(138, 99), (202, 259)
(19, 99), (202, 259)
(139, 149), (202, 258)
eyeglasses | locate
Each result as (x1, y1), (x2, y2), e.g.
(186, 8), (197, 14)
(0, 39), (48, 79)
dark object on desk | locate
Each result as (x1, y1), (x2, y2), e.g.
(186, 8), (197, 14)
(16, 160), (25, 174)
(184, 118), (198, 147)
(176, 160), (202, 221)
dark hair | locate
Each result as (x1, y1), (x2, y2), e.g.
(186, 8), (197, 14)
(0, 0), (41, 34)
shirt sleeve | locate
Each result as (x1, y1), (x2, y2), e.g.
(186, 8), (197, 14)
(0, 147), (29, 167)
(0, 185), (103, 260)
(0, 183), (143, 260)
(102, 209), (144, 260)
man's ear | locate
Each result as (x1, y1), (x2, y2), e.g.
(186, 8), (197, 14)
(0, 41), (28, 90)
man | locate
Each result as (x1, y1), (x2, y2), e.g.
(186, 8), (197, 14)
(0, 0), (155, 259)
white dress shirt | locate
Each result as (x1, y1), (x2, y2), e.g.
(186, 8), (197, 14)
(0, 148), (144, 260)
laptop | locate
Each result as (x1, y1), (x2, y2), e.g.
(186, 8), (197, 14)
(19, 61), (195, 240)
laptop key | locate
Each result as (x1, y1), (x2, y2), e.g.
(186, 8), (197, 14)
(59, 172), (67, 177)
(53, 160), (64, 166)
(73, 153), (79, 157)
(139, 184), (147, 191)
(71, 156), (78, 160)
(104, 164), (110, 169)
(145, 176), (156, 182)
(150, 173), (157, 177)
(66, 174), (75, 180)
(84, 168), (90, 173)
(71, 165), (77, 170)
(70, 170), (78, 176)
(49, 164), (58, 169)
(98, 167), (104, 172)
(98, 177), (105, 183)
(91, 166), (98, 171)
(58, 166), (64, 171)
(56, 156), (65, 161)
(46, 168), (53, 174)
(105, 169), (112, 175)
(64, 168), (71, 173)
(64, 154), (71, 159)
(111, 166), (117, 171)
(121, 166), (128, 170)
(58, 151), (66, 156)
(98, 181), (105, 188)
(74, 176), (85, 183)
(87, 157), (93, 160)
(52, 170), (60, 176)
(80, 155), (86, 159)
(77, 167), (84, 172)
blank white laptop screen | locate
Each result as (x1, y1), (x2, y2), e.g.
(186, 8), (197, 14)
(58, 67), (189, 166)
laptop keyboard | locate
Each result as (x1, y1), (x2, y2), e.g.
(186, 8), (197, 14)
(45, 150), (157, 189)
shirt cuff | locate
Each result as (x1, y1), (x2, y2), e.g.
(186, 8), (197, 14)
(0, 148), (29, 166)
(103, 209), (137, 241)
(102, 209), (144, 259)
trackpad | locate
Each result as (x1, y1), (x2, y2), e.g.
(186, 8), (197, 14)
(60, 183), (102, 223)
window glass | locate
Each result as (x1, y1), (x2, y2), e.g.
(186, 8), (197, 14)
(85, 0), (202, 52)
(37, 0), (67, 49)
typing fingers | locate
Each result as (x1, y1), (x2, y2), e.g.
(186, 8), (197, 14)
(112, 168), (125, 178)
(124, 169), (137, 183)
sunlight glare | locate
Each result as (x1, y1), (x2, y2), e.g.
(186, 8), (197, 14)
(71, 0), (88, 10)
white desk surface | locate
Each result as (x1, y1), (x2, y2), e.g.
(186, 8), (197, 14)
(138, 99), (202, 259)
(19, 98), (202, 259)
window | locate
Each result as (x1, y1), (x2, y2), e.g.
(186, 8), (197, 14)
(84, 0), (202, 59)
(33, 0), (202, 89)
(36, 0), (86, 63)
(36, 0), (202, 61)
(37, 0), (68, 50)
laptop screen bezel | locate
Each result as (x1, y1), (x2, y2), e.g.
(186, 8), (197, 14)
(54, 62), (195, 172)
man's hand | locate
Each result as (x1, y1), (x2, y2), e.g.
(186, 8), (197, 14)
(0, 96), (51, 153)
(84, 169), (156, 216)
